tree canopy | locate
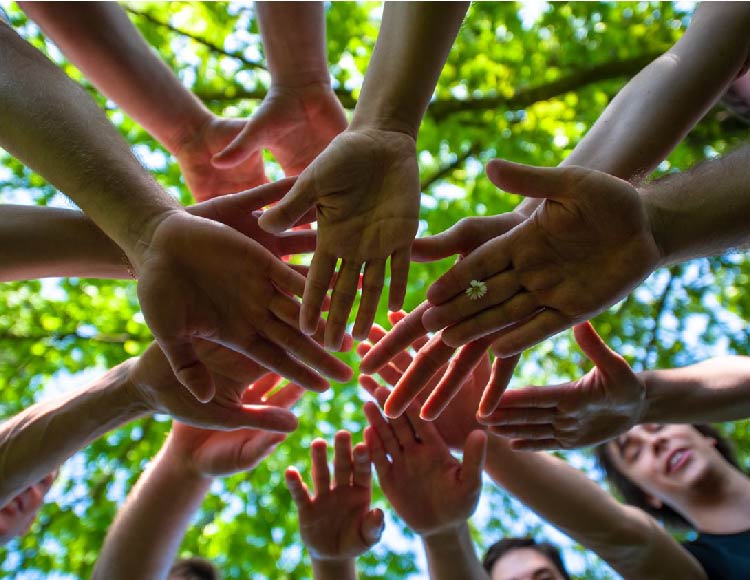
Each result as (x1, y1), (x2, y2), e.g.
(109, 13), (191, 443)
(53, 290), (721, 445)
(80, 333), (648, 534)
(1, 2), (748, 579)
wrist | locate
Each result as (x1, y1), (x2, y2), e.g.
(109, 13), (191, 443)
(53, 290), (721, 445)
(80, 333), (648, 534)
(639, 186), (670, 268)
(159, 431), (214, 487)
(310, 556), (357, 578)
(349, 108), (420, 140)
(639, 369), (665, 424)
(162, 103), (214, 157)
(126, 208), (189, 271)
(420, 521), (467, 544)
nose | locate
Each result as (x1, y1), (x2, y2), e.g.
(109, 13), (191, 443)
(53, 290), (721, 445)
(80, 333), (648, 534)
(648, 431), (668, 458)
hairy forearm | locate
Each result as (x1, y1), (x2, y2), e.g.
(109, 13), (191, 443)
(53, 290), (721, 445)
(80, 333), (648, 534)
(0, 360), (147, 505)
(91, 436), (212, 580)
(350, 2), (468, 137)
(0, 24), (180, 255)
(565, 3), (750, 181)
(421, 523), (488, 580)
(0, 205), (131, 281)
(641, 355), (750, 424)
(484, 437), (705, 579)
(19, 2), (210, 154)
(256, 2), (329, 88)
(311, 558), (357, 580)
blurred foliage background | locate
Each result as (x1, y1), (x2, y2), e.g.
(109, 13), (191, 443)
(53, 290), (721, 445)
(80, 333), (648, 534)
(0, 1), (748, 578)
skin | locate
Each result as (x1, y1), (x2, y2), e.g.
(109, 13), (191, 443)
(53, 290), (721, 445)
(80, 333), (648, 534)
(285, 431), (383, 580)
(0, 472), (55, 546)
(490, 548), (565, 580)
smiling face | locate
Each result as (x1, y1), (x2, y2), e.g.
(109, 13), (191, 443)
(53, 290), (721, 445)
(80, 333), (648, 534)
(606, 424), (726, 510)
(0, 472), (56, 546)
(490, 547), (566, 580)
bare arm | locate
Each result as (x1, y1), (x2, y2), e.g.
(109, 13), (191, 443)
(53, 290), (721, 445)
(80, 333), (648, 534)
(421, 524), (489, 580)
(484, 435), (706, 580)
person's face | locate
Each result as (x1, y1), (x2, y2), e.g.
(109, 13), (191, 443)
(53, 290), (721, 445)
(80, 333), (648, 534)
(606, 424), (724, 509)
(0, 472), (56, 546)
(490, 547), (566, 580)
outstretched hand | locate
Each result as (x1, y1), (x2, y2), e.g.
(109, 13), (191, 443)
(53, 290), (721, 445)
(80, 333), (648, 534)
(481, 322), (647, 450)
(364, 388), (487, 537)
(424, 160), (661, 355)
(286, 431), (383, 562)
(257, 128), (421, 349)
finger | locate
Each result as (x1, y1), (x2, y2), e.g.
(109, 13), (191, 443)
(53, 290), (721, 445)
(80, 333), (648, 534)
(263, 317), (352, 382)
(353, 260), (386, 340)
(161, 338), (215, 403)
(360, 508), (385, 547)
(269, 292), (324, 342)
(365, 325), (387, 344)
(358, 375), (382, 398)
(491, 309), (570, 357)
(211, 114), (270, 169)
(460, 430), (488, 490)
(363, 401), (400, 458)
(372, 386), (390, 409)
(326, 260), (362, 350)
(422, 270), (521, 332)
(509, 438), (563, 452)
(404, 401), (442, 447)
(411, 228), (462, 262)
(216, 405), (298, 432)
(384, 333), (455, 418)
(333, 430), (354, 487)
(420, 336), (493, 421)
(364, 426), (391, 480)
(357, 338), (412, 378)
(245, 373), (282, 402)
(388, 248), (410, 311)
(574, 322), (631, 376)
(486, 159), (572, 200)
(240, 432), (287, 468)
(490, 424), (556, 440)
(352, 443), (372, 488)
(293, 207), (318, 227)
(478, 354), (521, 417)
(442, 292), (541, 348)
(277, 230), (318, 257)
(387, 311), (407, 326)
(488, 384), (566, 410)
(258, 174), (317, 234)
(217, 177), (298, 212)
(360, 302), (430, 373)
(310, 438), (331, 496)
(264, 383), (305, 409)
(300, 251), (337, 335)
(389, 403), (418, 448)
(241, 334), (328, 392)
(285, 467), (312, 509)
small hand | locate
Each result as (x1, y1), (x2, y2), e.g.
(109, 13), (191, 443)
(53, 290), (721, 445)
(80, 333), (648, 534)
(424, 160), (661, 355)
(130, 340), (299, 433)
(480, 322), (647, 450)
(166, 374), (303, 477)
(285, 431), (383, 562)
(363, 389), (487, 537)
(0, 472), (56, 546)
(257, 128), (421, 349)
(134, 211), (352, 402)
(211, 83), (347, 180)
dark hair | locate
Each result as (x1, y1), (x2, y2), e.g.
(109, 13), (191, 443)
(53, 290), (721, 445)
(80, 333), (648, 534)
(482, 537), (571, 579)
(168, 557), (221, 580)
(595, 424), (742, 529)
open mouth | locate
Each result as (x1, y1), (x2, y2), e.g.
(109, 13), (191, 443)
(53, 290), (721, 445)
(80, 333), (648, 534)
(666, 448), (692, 474)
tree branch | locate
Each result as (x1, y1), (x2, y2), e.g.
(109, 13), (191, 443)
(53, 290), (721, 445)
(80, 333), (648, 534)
(420, 143), (482, 191)
(0, 331), (148, 345)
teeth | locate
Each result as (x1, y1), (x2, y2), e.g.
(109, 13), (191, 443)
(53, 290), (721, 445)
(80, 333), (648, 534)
(669, 450), (685, 470)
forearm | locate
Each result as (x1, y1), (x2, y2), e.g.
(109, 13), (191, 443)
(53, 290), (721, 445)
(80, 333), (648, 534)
(0, 359), (147, 505)
(256, 2), (329, 88)
(0, 24), (180, 256)
(0, 205), (130, 281)
(644, 146), (750, 265)
(484, 437), (705, 579)
(421, 524), (488, 580)
(564, 3), (750, 180)
(19, 2), (210, 154)
(91, 435), (212, 580)
(311, 558), (357, 580)
(641, 355), (750, 424)
(350, 2), (468, 137)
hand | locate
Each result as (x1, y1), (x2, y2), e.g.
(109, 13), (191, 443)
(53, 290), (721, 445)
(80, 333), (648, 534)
(0, 472), (56, 546)
(129, 340), (299, 433)
(257, 128), (421, 348)
(364, 390), (487, 537)
(423, 160), (662, 355)
(189, 178), (316, 258)
(165, 375), (303, 478)
(480, 322), (647, 450)
(211, 83), (347, 181)
(133, 210), (352, 402)
(285, 431), (383, 562)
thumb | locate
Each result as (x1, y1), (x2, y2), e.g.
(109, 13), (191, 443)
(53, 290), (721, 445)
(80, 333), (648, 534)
(461, 430), (488, 489)
(486, 158), (572, 201)
(211, 110), (273, 169)
(223, 177), (298, 214)
(573, 322), (630, 375)
(360, 508), (385, 546)
(257, 176), (317, 234)
(411, 228), (463, 262)
(162, 338), (215, 403)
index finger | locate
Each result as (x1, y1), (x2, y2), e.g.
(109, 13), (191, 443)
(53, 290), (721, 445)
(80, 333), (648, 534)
(477, 354), (522, 417)
(360, 302), (430, 373)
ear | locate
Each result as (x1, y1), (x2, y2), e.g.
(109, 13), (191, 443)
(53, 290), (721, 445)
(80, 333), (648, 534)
(645, 492), (663, 510)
